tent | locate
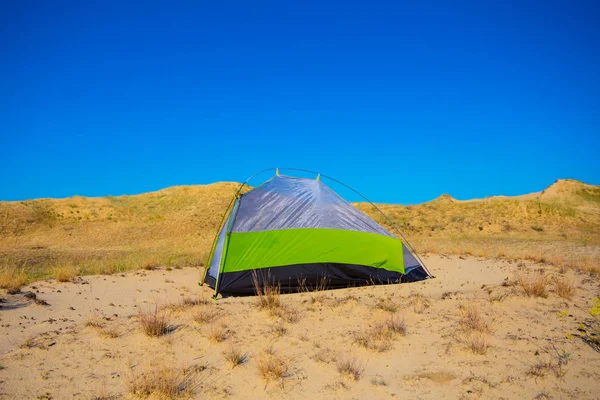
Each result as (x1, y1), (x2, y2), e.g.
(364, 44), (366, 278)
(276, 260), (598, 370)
(202, 170), (431, 296)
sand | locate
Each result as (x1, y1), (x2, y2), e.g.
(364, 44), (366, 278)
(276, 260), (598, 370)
(1, 255), (599, 399)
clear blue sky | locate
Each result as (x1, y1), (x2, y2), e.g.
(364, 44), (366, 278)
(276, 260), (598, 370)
(1, 1), (599, 204)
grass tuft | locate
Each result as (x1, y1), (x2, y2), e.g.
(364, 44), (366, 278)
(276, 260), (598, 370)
(222, 344), (247, 368)
(516, 272), (548, 298)
(125, 363), (194, 398)
(255, 350), (288, 385)
(53, 265), (76, 282)
(552, 275), (575, 300)
(138, 305), (171, 337)
(336, 355), (364, 381)
(0, 267), (27, 293)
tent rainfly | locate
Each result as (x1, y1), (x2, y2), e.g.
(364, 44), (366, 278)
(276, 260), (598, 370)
(202, 170), (431, 297)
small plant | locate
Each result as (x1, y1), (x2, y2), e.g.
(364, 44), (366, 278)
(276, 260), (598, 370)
(270, 305), (300, 323)
(385, 314), (407, 335)
(552, 275), (575, 300)
(466, 332), (489, 355)
(193, 308), (218, 324)
(353, 316), (406, 352)
(375, 298), (399, 312)
(222, 344), (247, 368)
(97, 325), (119, 338)
(206, 324), (228, 342)
(270, 322), (287, 337)
(527, 344), (571, 379)
(370, 375), (387, 386)
(459, 304), (494, 334)
(252, 271), (282, 311)
(138, 305), (171, 337)
(85, 316), (104, 329)
(336, 355), (364, 381)
(516, 272), (548, 298)
(312, 348), (336, 364)
(406, 293), (431, 313)
(255, 350), (288, 386)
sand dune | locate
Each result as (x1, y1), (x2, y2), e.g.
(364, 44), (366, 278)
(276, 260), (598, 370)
(1, 255), (599, 399)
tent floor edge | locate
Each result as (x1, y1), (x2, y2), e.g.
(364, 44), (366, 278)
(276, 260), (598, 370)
(216, 262), (427, 296)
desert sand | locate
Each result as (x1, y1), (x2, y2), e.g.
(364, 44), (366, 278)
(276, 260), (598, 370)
(1, 255), (599, 399)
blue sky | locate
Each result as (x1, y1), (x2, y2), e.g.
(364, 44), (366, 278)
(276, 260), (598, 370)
(1, 1), (599, 204)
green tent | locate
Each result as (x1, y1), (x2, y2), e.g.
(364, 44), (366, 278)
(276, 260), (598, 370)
(202, 170), (430, 296)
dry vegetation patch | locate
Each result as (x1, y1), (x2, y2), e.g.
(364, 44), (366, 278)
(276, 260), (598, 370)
(336, 354), (364, 381)
(552, 275), (575, 300)
(53, 265), (76, 282)
(405, 293), (431, 313)
(125, 363), (195, 398)
(458, 303), (494, 355)
(353, 314), (406, 352)
(206, 323), (230, 343)
(375, 297), (399, 312)
(0, 267), (27, 294)
(138, 305), (172, 337)
(459, 304), (494, 334)
(516, 271), (549, 298)
(526, 344), (571, 379)
(192, 308), (219, 324)
(222, 344), (247, 368)
(255, 349), (289, 386)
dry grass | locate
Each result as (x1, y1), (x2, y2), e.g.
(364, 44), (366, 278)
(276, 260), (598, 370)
(370, 375), (387, 386)
(53, 265), (76, 282)
(336, 354), (364, 381)
(253, 271), (282, 311)
(458, 303), (494, 354)
(255, 350), (288, 385)
(459, 304), (494, 334)
(0, 267), (27, 293)
(97, 325), (120, 339)
(222, 344), (247, 368)
(206, 324), (229, 342)
(167, 295), (211, 311)
(270, 305), (300, 323)
(192, 308), (218, 324)
(269, 322), (288, 337)
(353, 315), (406, 352)
(125, 363), (195, 398)
(552, 275), (575, 300)
(85, 316), (104, 329)
(85, 315), (119, 337)
(466, 332), (490, 355)
(516, 272), (549, 298)
(405, 293), (431, 313)
(138, 305), (171, 337)
(375, 297), (399, 312)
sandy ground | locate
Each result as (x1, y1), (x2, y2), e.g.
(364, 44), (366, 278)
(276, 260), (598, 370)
(1, 255), (599, 399)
